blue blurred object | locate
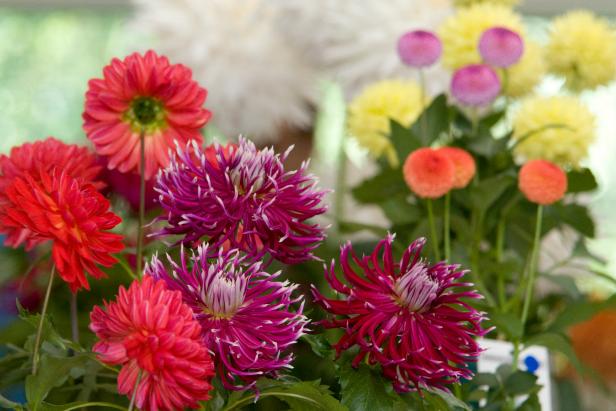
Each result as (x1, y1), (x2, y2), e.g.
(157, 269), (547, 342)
(524, 354), (540, 374)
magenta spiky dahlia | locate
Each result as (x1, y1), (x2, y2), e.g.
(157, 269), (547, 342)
(146, 244), (308, 390)
(155, 138), (328, 264)
(312, 235), (488, 393)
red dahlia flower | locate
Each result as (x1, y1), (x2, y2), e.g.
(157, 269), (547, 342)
(313, 235), (488, 393)
(90, 276), (214, 411)
(156, 138), (328, 264)
(0, 171), (124, 292)
(83, 50), (211, 180)
(147, 245), (308, 390)
(0, 137), (103, 249)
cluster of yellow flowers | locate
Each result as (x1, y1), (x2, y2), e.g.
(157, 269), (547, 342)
(347, 3), (606, 167)
(545, 11), (616, 91)
(512, 96), (595, 167)
(347, 80), (423, 166)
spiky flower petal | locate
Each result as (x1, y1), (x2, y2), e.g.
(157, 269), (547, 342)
(156, 138), (327, 264)
(313, 235), (488, 392)
(147, 245), (308, 390)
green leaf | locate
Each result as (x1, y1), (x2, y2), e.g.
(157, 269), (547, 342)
(548, 294), (616, 331)
(543, 274), (581, 299)
(516, 393), (541, 411)
(38, 401), (127, 411)
(473, 372), (499, 388)
(17, 302), (69, 351)
(339, 364), (395, 411)
(554, 204), (595, 237)
(26, 354), (90, 411)
(301, 334), (334, 359)
(469, 175), (516, 214)
(489, 311), (523, 339)
(351, 168), (407, 204)
(0, 393), (23, 410)
(503, 371), (537, 395)
(381, 196), (421, 225)
(273, 381), (347, 411)
(338, 221), (389, 237)
(525, 332), (583, 373)
(566, 168), (598, 193)
(410, 94), (451, 146)
(389, 119), (421, 163)
(427, 387), (471, 410)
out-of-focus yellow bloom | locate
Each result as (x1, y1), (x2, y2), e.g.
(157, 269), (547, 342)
(347, 80), (423, 166)
(454, 0), (520, 8)
(512, 96), (595, 167)
(545, 10), (616, 91)
(502, 41), (545, 97)
(439, 4), (523, 70)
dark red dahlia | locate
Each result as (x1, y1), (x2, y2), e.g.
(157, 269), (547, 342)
(313, 235), (488, 392)
(156, 138), (328, 264)
(0, 171), (124, 292)
(83, 50), (211, 180)
(0, 137), (103, 249)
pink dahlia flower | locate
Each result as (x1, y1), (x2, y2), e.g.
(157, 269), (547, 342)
(479, 27), (524, 68)
(397, 30), (442, 68)
(451, 64), (501, 107)
(312, 235), (488, 393)
(155, 138), (328, 264)
(83, 50), (211, 180)
(90, 276), (214, 411)
(146, 244), (308, 390)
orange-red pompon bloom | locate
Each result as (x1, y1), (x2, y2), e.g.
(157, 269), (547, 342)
(437, 147), (476, 189)
(518, 159), (567, 205)
(403, 148), (455, 198)
(0, 171), (124, 292)
(90, 276), (215, 411)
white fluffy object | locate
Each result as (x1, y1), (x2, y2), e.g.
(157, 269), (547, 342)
(131, 0), (316, 142)
(275, 0), (454, 98)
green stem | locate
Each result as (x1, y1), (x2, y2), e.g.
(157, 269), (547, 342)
(334, 138), (347, 235)
(444, 192), (451, 261)
(520, 205), (543, 328)
(32, 266), (55, 375)
(453, 382), (463, 401)
(70, 292), (79, 345)
(128, 370), (142, 411)
(136, 131), (146, 278)
(222, 391), (323, 411)
(496, 218), (506, 308)
(512, 340), (521, 371)
(419, 69), (428, 143)
(470, 210), (496, 306)
(426, 199), (441, 261)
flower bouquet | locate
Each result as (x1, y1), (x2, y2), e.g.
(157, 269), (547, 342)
(0, 2), (615, 411)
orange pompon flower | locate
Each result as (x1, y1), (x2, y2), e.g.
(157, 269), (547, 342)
(403, 148), (455, 198)
(437, 147), (476, 189)
(0, 138), (103, 250)
(83, 50), (211, 180)
(518, 159), (567, 205)
(0, 171), (124, 292)
(90, 277), (214, 411)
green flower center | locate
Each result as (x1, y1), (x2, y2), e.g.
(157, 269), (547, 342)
(124, 96), (166, 133)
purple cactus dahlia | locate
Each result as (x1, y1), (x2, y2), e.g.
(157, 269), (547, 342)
(155, 138), (328, 264)
(312, 235), (488, 393)
(146, 244), (308, 390)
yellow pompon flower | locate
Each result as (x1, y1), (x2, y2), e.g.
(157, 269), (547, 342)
(454, 0), (521, 8)
(347, 80), (423, 166)
(545, 10), (616, 91)
(502, 41), (545, 98)
(512, 96), (595, 167)
(439, 4), (524, 70)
